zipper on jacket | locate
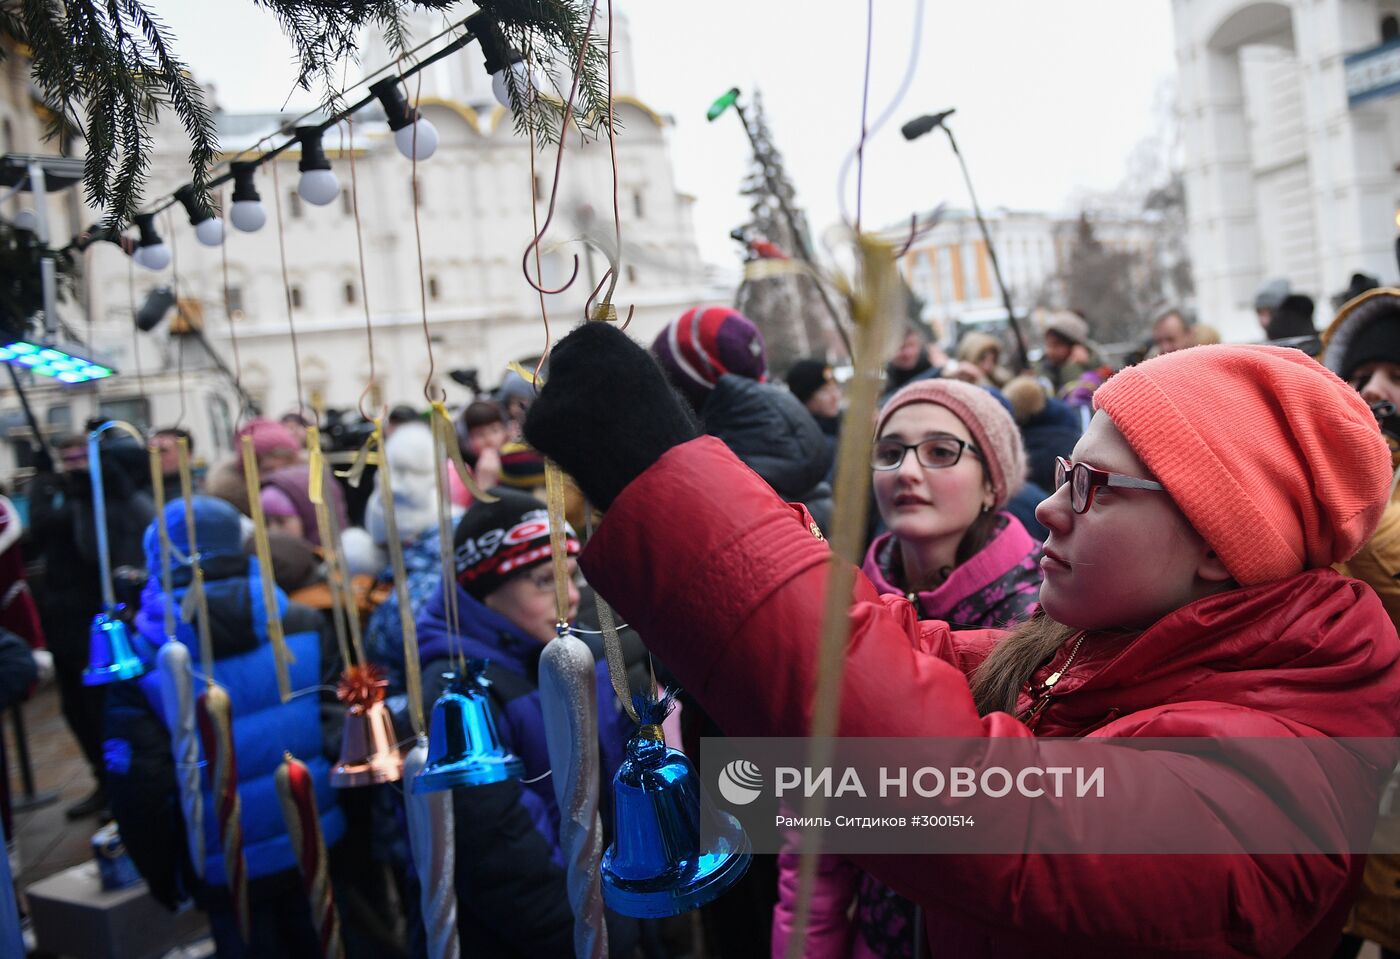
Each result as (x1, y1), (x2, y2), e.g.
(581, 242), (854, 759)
(1018, 631), (1087, 730)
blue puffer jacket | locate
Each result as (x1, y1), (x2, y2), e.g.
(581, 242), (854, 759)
(104, 497), (343, 909)
(415, 582), (630, 859)
(136, 566), (343, 885)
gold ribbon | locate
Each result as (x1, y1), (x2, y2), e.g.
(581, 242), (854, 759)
(336, 435), (376, 490)
(743, 258), (819, 282)
(785, 234), (902, 959)
(147, 445), (178, 641)
(428, 404), (464, 672)
(374, 418), (424, 736)
(176, 439), (217, 686)
(242, 436), (294, 702)
(506, 361), (539, 387)
(429, 401), (498, 507)
(305, 423), (353, 669)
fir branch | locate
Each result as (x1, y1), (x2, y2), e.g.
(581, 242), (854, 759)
(10, 0), (609, 224)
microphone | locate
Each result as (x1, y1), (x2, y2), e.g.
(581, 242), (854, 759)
(901, 109), (956, 141)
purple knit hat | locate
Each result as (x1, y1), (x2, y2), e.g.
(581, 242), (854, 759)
(875, 379), (1027, 509)
(652, 306), (767, 405)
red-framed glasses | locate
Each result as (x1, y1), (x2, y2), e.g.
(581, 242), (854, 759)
(1054, 456), (1166, 514)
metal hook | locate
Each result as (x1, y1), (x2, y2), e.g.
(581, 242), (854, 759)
(520, 0), (602, 296)
(891, 213), (919, 259)
(890, 203), (946, 260)
(585, 0), (634, 335)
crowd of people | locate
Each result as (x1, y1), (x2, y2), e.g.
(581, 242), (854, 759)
(7, 278), (1400, 958)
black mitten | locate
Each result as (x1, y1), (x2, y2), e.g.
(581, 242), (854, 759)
(524, 322), (699, 510)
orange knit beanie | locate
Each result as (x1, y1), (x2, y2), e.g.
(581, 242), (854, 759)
(1093, 344), (1391, 585)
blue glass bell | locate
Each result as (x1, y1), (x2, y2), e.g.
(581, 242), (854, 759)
(83, 608), (151, 685)
(601, 713), (751, 918)
(83, 423), (153, 686)
(413, 660), (523, 793)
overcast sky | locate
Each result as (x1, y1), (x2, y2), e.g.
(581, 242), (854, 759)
(145, 1), (1179, 266)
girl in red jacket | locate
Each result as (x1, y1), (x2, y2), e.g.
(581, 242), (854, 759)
(774, 377), (1044, 959)
(524, 325), (1400, 959)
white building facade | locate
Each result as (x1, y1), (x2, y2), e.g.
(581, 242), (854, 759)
(1172, 0), (1400, 340)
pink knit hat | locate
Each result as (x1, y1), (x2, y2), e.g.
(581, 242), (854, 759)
(1094, 344), (1391, 585)
(235, 418), (299, 461)
(876, 379), (1027, 508)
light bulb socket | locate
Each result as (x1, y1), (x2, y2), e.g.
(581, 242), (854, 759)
(369, 77), (418, 133)
(296, 126), (332, 173)
(133, 213), (162, 250)
(173, 184), (215, 226)
(231, 162), (261, 203)
(467, 11), (520, 76)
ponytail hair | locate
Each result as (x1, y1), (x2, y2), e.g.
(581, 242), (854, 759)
(969, 613), (1079, 717)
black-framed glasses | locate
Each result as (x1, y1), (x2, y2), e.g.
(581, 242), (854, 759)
(872, 436), (982, 471)
(1054, 456), (1166, 514)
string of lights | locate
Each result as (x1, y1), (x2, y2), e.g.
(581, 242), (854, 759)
(49, 9), (537, 263)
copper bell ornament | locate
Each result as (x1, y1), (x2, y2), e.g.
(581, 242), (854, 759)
(330, 665), (403, 787)
(414, 659), (523, 794)
(601, 694), (751, 917)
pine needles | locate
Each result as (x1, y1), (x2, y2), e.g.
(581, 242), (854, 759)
(1, 0), (609, 227)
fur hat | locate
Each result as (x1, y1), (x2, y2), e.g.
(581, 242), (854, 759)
(1001, 375), (1049, 425)
(1043, 311), (1089, 346)
(1321, 288), (1400, 382)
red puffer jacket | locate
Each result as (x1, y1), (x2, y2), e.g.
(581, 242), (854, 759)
(582, 437), (1400, 959)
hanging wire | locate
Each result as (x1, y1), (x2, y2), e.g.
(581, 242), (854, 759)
(165, 209), (189, 431)
(519, 0), (602, 297)
(582, 0), (634, 330)
(405, 71), (443, 406)
(268, 161), (308, 412)
(344, 117), (379, 421)
(217, 185), (251, 426)
(128, 15), (478, 223)
(854, 0), (875, 235)
(526, 127), (554, 388)
(836, 0), (927, 232)
(125, 257), (149, 411)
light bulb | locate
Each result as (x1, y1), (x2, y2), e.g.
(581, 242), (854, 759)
(194, 216), (224, 247)
(136, 242), (170, 271)
(393, 119), (438, 161)
(229, 200), (266, 233)
(12, 209), (37, 232)
(491, 60), (538, 110)
(298, 169), (340, 206)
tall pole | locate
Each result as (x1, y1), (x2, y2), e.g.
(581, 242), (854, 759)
(730, 102), (854, 358)
(26, 162), (58, 344)
(940, 128), (1030, 372)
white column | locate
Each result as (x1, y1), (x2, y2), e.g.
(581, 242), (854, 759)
(1295, 0), (1397, 292)
(1178, 31), (1262, 338)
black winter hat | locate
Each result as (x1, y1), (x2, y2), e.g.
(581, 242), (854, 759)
(453, 489), (578, 600)
(1268, 294), (1317, 340)
(785, 359), (834, 405)
(1340, 308), (1400, 382)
